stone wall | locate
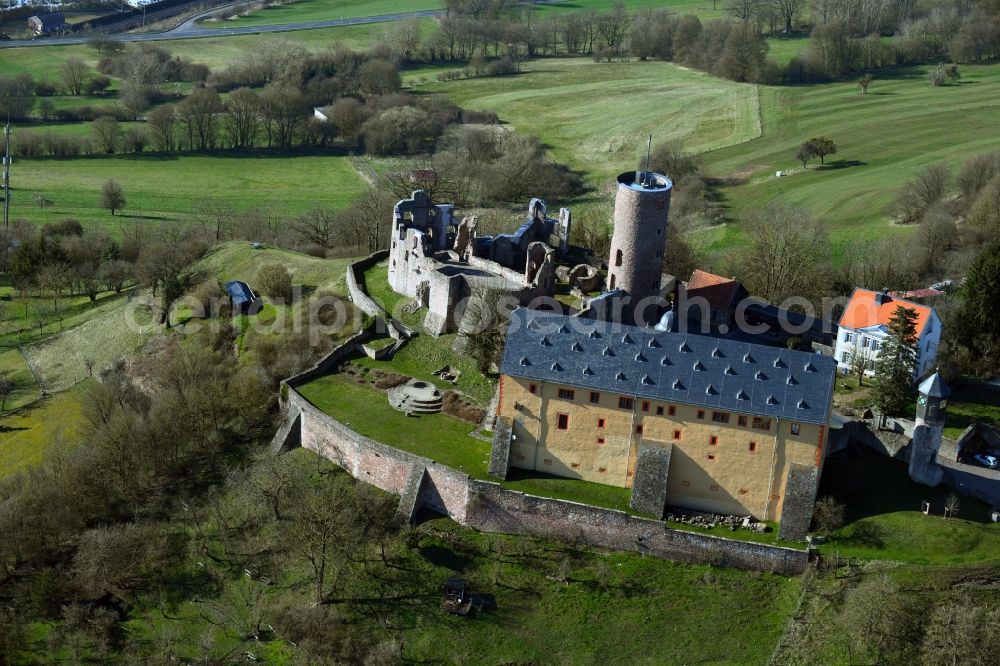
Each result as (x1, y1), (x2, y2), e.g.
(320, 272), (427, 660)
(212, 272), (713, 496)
(777, 464), (818, 541)
(629, 442), (672, 517)
(466, 481), (807, 574)
(345, 250), (390, 321)
(282, 385), (809, 575)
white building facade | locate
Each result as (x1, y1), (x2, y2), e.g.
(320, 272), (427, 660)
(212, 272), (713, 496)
(834, 288), (942, 379)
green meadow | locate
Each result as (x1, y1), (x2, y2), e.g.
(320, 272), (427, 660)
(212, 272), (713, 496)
(0, 380), (92, 481)
(6, 153), (365, 230)
(420, 57), (761, 181)
(697, 61), (1000, 253)
(420, 57), (1000, 255)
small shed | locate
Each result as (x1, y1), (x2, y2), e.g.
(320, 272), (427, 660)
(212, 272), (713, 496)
(28, 12), (65, 35)
(224, 280), (261, 315)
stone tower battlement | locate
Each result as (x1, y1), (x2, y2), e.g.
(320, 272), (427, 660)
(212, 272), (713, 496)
(606, 170), (672, 314)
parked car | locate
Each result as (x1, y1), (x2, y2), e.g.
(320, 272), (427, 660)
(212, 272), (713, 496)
(972, 454), (999, 469)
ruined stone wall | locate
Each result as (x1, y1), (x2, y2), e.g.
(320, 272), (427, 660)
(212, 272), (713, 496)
(467, 256), (525, 285)
(346, 250), (390, 320)
(282, 385), (808, 574)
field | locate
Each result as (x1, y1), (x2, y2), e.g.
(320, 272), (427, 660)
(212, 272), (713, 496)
(0, 22), (400, 77)
(7, 153), (365, 230)
(0, 380), (93, 480)
(204, 0), (438, 27)
(21, 297), (158, 392)
(421, 58), (760, 182)
(0, 347), (41, 412)
(698, 61), (1000, 253)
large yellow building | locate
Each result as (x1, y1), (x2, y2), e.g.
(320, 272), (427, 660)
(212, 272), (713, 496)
(491, 309), (837, 538)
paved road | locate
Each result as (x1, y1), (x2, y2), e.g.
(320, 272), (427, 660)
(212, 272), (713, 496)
(0, 7), (443, 47)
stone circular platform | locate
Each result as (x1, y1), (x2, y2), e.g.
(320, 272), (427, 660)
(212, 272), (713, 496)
(388, 379), (443, 415)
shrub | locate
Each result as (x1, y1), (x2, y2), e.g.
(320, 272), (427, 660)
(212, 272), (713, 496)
(188, 279), (223, 317)
(256, 263), (293, 302)
(362, 106), (433, 156)
(86, 75), (112, 95)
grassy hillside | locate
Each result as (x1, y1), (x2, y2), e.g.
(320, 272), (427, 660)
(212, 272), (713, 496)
(0, 380), (92, 480)
(698, 61), (1000, 254)
(420, 58), (760, 182)
(7, 153), (365, 230)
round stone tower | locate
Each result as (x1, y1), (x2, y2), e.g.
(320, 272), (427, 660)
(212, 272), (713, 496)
(606, 170), (673, 306)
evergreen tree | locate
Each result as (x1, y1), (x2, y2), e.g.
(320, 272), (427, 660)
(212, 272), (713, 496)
(872, 305), (919, 415)
(960, 240), (1000, 344)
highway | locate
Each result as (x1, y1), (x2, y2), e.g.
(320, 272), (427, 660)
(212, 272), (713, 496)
(0, 7), (444, 47)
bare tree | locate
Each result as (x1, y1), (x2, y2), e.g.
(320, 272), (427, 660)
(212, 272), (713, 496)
(890, 163), (950, 224)
(728, 0), (763, 23)
(60, 57), (89, 96)
(146, 104), (176, 152)
(100, 179), (126, 216)
(176, 87), (223, 151)
(848, 339), (874, 384)
(921, 599), (1000, 665)
(944, 492), (961, 519)
(0, 373), (15, 411)
(596, 2), (630, 51)
(258, 85), (308, 148)
(735, 203), (832, 304)
(771, 0), (804, 33)
(222, 87), (260, 150)
(91, 116), (121, 155)
(291, 207), (337, 249)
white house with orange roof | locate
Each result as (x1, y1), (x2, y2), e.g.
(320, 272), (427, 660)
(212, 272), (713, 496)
(835, 288), (942, 379)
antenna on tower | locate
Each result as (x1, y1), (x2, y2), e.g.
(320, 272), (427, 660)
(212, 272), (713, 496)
(2, 117), (10, 230)
(643, 133), (652, 187)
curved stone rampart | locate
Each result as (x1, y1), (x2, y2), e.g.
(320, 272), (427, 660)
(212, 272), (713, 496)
(275, 351), (809, 574)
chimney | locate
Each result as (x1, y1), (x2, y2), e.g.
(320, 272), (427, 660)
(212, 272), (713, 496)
(874, 287), (891, 306)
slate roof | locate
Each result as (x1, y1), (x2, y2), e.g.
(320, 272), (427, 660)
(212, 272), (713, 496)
(500, 309), (837, 426)
(918, 371), (950, 398)
(224, 280), (257, 307)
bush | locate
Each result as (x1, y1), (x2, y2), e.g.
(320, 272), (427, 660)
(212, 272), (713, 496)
(86, 75), (112, 95)
(12, 131), (44, 158)
(362, 106), (433, 156)
(188, 279), (223, 317)
(256, 263), (293, 302)
(812, 496), (845, 535)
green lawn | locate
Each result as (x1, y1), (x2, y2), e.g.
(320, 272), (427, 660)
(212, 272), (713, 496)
(6, 152), (365, 231)
(420, 57), (760, 182)
(818, 450), (1000, 565)
(298, 370), (493, 476)
(0, 380), (93, 480)
(942, 381), (1000, 440)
